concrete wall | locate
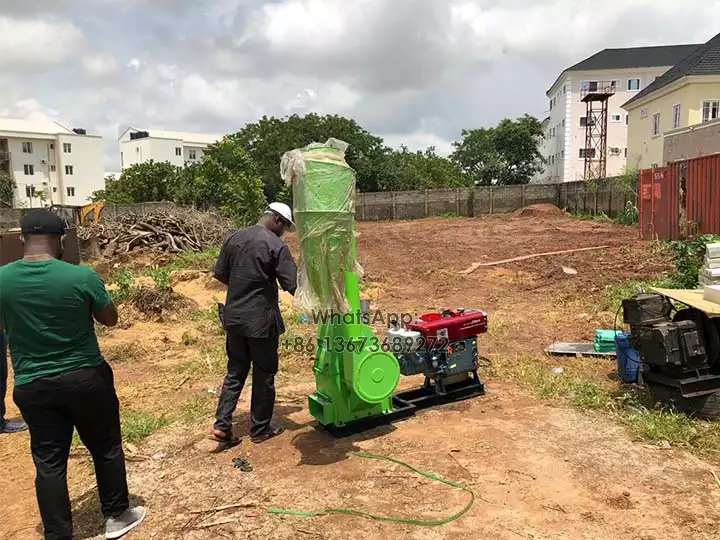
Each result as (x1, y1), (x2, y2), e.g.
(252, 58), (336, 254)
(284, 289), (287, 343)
(663, 118), (720, 163)
(356, 179), (634, 221)
(56, 133), (105, 205)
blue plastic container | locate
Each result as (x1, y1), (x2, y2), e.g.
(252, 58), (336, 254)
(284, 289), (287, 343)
(616, 332), (640, 383)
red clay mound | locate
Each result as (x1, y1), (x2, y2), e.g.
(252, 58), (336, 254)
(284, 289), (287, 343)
(513, 203), (566, 217)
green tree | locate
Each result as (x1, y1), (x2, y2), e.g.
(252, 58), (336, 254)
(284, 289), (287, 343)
(0, 172), (16, 208)
(96, 161), (180, 204)
(175, 139), (267, 225)
(226, 113), (388, 199)
(378, 146), (471, 191)
(451, 114), (546, 185)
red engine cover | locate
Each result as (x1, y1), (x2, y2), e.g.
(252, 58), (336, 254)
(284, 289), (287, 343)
(406, 309), (488, 343)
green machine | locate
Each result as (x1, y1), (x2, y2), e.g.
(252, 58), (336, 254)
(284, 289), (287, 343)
(281, 139), (487, 435)
(282, 139), (402, 430)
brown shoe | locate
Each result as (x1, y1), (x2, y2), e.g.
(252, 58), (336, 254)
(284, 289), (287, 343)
(208, 428), (241, 447)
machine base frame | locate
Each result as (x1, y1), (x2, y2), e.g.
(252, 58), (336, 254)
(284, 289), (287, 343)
(318, 371), (485, 437)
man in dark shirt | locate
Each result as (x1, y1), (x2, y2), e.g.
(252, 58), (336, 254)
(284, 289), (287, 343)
(209, 203), (298, 446)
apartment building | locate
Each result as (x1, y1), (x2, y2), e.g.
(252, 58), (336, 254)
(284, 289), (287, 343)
(0, 118), (105, 207)
(623, 32), (720, 168)
(537, 44), (700, 183)
(119, 127), (223, 170)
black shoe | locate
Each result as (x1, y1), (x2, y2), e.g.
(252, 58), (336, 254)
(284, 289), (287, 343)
(251, 424), (285, 444)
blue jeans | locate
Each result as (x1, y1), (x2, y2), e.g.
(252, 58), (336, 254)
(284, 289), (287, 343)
(1, 331), (7, 422)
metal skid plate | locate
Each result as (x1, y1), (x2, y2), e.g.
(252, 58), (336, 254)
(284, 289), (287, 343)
(547, 342), (616, 358)
(318, 372), (485, 438)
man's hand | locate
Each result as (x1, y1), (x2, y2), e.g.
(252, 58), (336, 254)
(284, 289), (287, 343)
(93, 302), (119, 327)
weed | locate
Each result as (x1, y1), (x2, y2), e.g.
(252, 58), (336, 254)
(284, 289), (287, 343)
(189, 307), (224, 336)
(120, 410), (170, 444)
(663, 234), (720, 289)
(103, 342), (145, 363)
(108, 269), (134, 305)
(181, 330), (200, 346)
(600, 280), (668, 314)
(179, 394), (215, 425)
(177, 346), (227, 375)
(440, 212), (458, 218)
(148, 266), (172, 291)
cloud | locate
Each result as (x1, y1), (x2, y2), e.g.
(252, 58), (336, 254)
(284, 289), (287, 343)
(0, 0), (717, 172)
(0, 16), (83, 67)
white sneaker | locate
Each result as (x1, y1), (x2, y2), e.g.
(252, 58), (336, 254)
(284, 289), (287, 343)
(105, 506), (146, 539)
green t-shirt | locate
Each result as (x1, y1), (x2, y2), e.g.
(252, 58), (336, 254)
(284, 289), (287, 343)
(0, 259), (112, 386)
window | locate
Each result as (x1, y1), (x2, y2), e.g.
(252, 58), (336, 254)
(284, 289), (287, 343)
(549, 99), (553, 111)
(702, 101), (720, 122)
(562, 119), (566, 128)
(580, 116), (595, 127)
(561, 150), (565, 159)
(624, 148), (628, 158)
(628, 79), (641, 91)
(49, 143), (54, 150)
(563, 84), (567, 94)
(175, 147), (182, 156)
(63, 143), (72, 153)
(625, 114), (629, 125)
(189, 150), (197, 160)
(609, 147), (622, 157)
(53, 187), (57, 193)
(672, 104), (681, 129)
(25, 186), (35, 198)
(66, 186), (75, 197)
(581, 81), (599, 93)
(611, 114), (621, 122)
(65, 165), (74, 175)
(652, 113), (661, 136)
(579, 148), (596, 159)
(24, 164), (34, 175)
(22, 141), (33, 153)
(50, 165), (56, 172)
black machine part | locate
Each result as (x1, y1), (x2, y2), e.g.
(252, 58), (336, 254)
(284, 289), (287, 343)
(673, 308), (720, 367)
(636, 320), (707, 370)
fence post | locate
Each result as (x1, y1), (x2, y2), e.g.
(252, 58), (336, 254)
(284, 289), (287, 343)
(424, 190), (429, 218)
(392, 191), (397, 220)
(456, 188), (460, 216)
(489, 186), (494, 215)
(360, 192), (366, 220)
(521, 184), (526, 207)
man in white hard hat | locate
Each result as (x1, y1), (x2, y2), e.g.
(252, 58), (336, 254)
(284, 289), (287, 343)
(209, 202), (298, 446)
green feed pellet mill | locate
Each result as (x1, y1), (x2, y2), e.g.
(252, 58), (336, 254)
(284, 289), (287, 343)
(281, 139), (487, 436)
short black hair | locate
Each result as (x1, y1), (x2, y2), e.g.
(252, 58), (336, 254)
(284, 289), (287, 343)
(20, 209), (66, 236)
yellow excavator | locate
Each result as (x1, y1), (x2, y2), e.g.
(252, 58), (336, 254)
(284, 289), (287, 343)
(49, 201), (106, 227)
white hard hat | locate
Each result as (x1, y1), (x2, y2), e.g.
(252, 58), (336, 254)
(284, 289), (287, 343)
(266, 202), (295, 230)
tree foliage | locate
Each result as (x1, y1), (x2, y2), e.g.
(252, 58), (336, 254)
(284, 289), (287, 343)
(451, 114), (545, 185)
(227, 113), (388, 199)
(377, 146), (471, 191)
(92, 160), (178, 204)
(0, 172), (16, 208)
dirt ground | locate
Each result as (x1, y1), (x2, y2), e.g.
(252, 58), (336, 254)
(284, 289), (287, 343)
(3, 210), (720, 540)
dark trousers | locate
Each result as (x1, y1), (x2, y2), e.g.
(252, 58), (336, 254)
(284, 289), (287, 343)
(0, 331), (7, 422)
(214, 331), (279, 438)
(14, 362), (130, 540)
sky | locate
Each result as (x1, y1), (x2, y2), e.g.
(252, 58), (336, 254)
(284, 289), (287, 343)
(1, 0), (718, 171)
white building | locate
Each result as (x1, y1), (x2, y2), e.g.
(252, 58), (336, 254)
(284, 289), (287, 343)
(118, 127), (224, 170)
(0, 118), (105, 207)
(537, 44), (700, 183)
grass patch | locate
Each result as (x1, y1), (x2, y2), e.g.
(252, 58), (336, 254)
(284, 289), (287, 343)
(178, 394), (215, 425)
(177, 346), (227, 375)
(189, 307), (224, 336)
(494, 354), (720, 460)
(103, 342), (146, 363)
(599, 279), (669, 314)
(121, 410), (170, 444)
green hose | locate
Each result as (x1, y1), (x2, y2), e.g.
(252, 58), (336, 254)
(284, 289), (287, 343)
(267, 451), (475, 526)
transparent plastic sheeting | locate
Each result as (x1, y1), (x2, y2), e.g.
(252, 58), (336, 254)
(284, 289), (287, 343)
(280, 138), (363, 315)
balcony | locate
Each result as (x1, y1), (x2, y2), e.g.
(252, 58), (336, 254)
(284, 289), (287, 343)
(580, 81), (617, 102)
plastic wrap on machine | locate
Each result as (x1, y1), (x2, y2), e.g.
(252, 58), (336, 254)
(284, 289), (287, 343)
(280, 138), (363, 315)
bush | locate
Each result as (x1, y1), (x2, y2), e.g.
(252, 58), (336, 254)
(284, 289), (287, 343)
(665, 234), (720, 288)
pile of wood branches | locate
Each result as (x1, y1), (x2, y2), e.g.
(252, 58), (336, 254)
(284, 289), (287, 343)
(78, 209), (233, 258)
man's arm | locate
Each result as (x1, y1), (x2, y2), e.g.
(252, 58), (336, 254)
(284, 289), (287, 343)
(213, 235), (232, 285)
(86, 269), (118, 327)
(276, 244), (298, 296)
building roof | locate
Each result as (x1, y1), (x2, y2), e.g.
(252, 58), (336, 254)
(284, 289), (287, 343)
(121, 126), (223, 146)
(547, 44), (701, 95)
(623, 33), (720, 108)
(0, 117), (75, 136)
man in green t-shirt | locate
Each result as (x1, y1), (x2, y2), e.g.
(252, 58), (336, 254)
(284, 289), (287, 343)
(0, 209), (146, 540)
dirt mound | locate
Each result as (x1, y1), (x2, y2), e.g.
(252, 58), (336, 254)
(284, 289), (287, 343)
(513, 204), (566, 218)
(128, 286), (197, 317)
